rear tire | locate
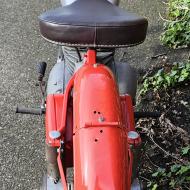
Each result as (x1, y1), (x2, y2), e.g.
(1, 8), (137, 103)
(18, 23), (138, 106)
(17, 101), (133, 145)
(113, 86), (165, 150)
(111, 62), (137, 104)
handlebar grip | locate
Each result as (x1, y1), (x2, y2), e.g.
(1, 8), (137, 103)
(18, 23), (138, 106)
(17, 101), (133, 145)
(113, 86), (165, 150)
(37, 62), (47, 81)
(16, 106), (44, 115)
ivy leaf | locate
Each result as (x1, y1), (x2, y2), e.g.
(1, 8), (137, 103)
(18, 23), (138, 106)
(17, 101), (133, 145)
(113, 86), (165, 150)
(169, 179), (176, 188)
(176, 165), (190, 175)
(152, 168), (166, 177)
(181, 146), (190, 155)
(170, 164), (181, 173)
(152, 171), (159, 177)
(152, 184), (158, 190)
(160, 0), (190, 48)
(186, 176), (190, 181)
(170, 70), (178, 76)
(140, 61), (190, 96)
(167, 172), (172, 177)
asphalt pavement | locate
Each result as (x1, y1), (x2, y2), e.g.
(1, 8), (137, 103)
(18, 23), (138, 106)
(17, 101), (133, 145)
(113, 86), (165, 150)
(0, 0), (181, 190)
(0, 1), (59, 189)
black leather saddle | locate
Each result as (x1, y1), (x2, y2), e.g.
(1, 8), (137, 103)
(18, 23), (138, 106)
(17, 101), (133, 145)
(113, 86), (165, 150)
(39, 0), (148, 48)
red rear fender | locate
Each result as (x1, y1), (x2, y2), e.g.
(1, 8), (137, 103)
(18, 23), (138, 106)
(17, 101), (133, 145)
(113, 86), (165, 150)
(73, 64), (122, 132)
(73, 64), (129, 189)
(74, 127), (128, 190)
(46, 94), (64, 147)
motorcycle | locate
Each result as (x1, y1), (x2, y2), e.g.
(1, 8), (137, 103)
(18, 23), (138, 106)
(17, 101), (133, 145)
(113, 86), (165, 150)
(16, 0), (154, 189)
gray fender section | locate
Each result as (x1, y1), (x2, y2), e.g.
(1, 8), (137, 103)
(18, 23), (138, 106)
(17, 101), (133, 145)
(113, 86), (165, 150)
(47, 60), (64, 95)
(46, 59), (72, 95)
(60, 0), (120, 6)
(47, 45), (137, 101)
(47, 57), (137, 99)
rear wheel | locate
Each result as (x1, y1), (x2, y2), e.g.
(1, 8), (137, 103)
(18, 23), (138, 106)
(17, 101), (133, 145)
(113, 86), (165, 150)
(116, 63), (137, 100)
(109, 62), (137, 104)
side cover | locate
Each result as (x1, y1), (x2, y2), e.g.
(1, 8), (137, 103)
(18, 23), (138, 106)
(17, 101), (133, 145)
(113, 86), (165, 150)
(73, 64), (129, 190)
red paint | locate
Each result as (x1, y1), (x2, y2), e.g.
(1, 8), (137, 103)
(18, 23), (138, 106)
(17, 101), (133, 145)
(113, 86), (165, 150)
(120, 95), (135, 131)
(73, 127), (128, 190)
(86, 49), (96, 65)
(59, 75), (75, 134)
(73, 63), (121, 133)
(128, 149), (133, 187)
(45, 94), (64, 147)
(45, 50), (140, 190)
(73, 54), (129, 189)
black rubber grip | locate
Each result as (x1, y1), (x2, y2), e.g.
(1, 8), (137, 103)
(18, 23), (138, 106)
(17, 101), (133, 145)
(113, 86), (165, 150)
(16, 106), (44, 115)
(134, 111), (161, 118)
(37, 62), (47, 81)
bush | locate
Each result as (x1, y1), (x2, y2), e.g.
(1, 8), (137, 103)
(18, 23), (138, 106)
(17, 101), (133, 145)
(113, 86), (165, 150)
(160, 0), (190, 49)
(140, 60), (190, 95)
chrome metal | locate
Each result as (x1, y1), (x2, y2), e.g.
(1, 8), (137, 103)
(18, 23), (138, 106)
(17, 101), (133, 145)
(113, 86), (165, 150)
(128, 131), (141, 182)
(41, 175), (63, 190)
(98, 116), (105, 122)
(67, 181), (74, 190)
(60, 0), (76, 6)
(93, 63), (98, 68)
(41, 175), (74, 190)
(49, 131), (61, 139)
(128, 131), (139, 140)
(108, 0), (120, 5)
(60, 0), (120, 6)
(131, 178), (142, 190)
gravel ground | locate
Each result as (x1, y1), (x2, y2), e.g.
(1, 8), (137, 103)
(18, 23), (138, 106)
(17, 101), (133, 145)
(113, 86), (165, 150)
(0, 1), (59, 189)
(0, 0), (188, 190)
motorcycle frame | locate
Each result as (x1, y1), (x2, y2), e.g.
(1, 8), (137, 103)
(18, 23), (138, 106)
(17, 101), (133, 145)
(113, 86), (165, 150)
(45, 49), (141, 190)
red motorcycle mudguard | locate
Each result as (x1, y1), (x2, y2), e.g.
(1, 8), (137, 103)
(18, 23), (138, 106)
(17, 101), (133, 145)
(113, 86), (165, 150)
(46, 94), (65, 147)
(73, 64), (129, 190)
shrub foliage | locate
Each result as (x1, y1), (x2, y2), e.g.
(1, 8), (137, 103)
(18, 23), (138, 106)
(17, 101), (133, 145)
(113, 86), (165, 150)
(140, 60), (190, 95)
(160, 0), (190, 49)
